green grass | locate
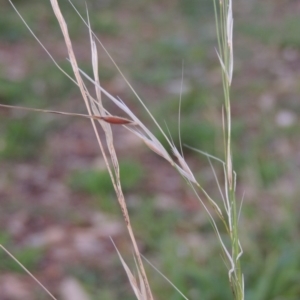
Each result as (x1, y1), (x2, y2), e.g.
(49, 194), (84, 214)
(68, 264), (134, 300)
(131, 201), (181, 250)
(69, 160), (143, 197)
(92, 11), (120, 35)
(0, 117), (47, 159)
(0, 233), (44, 273)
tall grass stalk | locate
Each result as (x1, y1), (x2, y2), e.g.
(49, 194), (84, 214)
(51, 1), (154, 299)
(213, 0), (244, 299)
(3, 0), (245, 299)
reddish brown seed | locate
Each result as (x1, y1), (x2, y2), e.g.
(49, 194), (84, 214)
(98, 116), (133, 125)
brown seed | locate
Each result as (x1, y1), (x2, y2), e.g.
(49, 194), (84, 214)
(98, 116), (133, 125)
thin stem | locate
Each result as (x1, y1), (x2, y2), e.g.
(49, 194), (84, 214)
(214, 0), (244, 299)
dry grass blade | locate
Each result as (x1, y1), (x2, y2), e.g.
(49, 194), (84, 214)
(0, 103), (135, 125)
(8, 1), (153, 297)
(226, 0), (234, 85)
(216, 48), (230, 83)
(86, 14), (154, 300)
(68, 0), (174, 147)
(110, 239), (145, 300)
(172, 146), (197, 184)
(67, 1), (198, 178)
(48, 1), (154, 299)
(142, 255), (190, 300)
(189, 184), (234, 272)
(78, 67), (174, 167)
(8, 0), (77, 86)
(0, 245), (57, 300)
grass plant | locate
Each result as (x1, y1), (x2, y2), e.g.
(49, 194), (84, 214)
(0, 0), (246, 299)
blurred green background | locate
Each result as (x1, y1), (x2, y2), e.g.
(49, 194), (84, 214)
(0, 0), (300, 299)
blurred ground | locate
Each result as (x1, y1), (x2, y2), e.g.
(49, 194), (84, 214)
(0, 0), (300, 299)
